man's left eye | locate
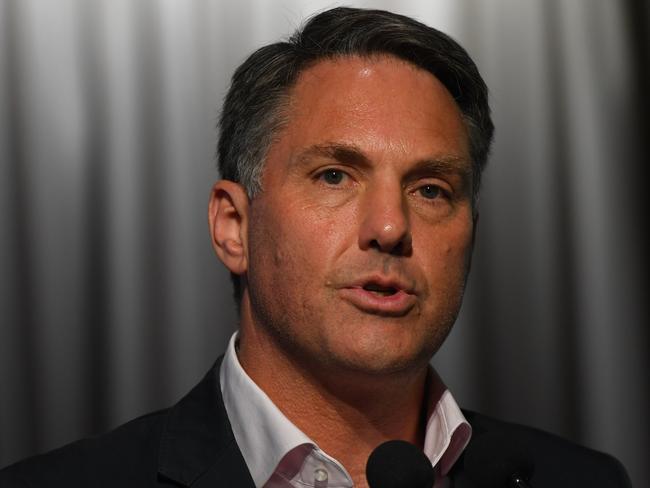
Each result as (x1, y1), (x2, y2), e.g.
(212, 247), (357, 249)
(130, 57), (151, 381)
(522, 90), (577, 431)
(418, 184), (442, 199)
(320, 169), (345, 185)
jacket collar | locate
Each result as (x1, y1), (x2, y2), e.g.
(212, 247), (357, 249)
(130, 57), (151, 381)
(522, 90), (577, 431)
(155, 357), (478, 488)
(157, 356), (255, 487)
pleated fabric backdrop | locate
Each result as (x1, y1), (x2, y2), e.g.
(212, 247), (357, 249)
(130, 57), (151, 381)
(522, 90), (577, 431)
(0, 0), (647, 485)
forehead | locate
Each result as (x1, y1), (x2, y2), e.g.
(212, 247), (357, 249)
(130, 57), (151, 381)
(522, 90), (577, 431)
(273, 55), (470, 166)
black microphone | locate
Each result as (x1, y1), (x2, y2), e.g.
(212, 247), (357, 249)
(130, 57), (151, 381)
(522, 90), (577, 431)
(366, 440), (435, 488)
(463, 432), (535, 488)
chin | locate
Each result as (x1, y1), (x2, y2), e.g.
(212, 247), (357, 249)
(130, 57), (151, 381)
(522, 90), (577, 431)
(311, 314), (447, 373)
(325, 337), (437, 377)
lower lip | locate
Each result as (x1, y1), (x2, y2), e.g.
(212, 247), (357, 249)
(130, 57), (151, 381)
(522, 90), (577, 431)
(338, 287), (416, 316)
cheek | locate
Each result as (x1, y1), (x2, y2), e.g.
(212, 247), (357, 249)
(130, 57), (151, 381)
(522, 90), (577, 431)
(419, 220), (474, 289)
(249, 210), (293, 278)
(292, 202), (353, 254)
(246, 201), (351, 340)
(249, 202), (341, 285)
(246, 206), (309, 326)
(441, 232), (472, 266)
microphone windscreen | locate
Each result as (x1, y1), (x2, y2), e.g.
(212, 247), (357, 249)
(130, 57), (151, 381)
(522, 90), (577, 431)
(365, 440), (435, 488)
(463, 432), (534, 488)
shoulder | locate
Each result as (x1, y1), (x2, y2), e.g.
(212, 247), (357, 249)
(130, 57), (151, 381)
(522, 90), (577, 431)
(459, 410), (631, 487)
(0, 409), (169, 488)
(0, 359), (240, 488)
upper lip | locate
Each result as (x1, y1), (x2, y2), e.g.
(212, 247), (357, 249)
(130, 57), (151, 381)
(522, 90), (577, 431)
(345, 274), (416, 295)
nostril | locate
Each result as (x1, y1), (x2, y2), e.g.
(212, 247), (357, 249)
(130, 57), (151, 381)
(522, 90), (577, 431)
(390, 240), (405, 256)
(360, 220), (412, 256)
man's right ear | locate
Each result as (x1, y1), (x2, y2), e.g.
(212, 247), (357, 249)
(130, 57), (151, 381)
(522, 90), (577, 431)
(208, 180), (250, 275)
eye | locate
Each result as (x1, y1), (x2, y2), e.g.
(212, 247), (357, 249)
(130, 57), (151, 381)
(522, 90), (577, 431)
(319, 169), (346, 185)
(418, 184), (443, 199)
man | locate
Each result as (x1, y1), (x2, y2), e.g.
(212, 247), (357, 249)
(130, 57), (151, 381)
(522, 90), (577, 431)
(0, 7), (631, 488)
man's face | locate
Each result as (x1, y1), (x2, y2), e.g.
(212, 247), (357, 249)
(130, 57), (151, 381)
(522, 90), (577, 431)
(243, 56), (474, 376)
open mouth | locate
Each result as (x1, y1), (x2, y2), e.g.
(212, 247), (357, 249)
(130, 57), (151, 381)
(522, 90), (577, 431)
(339, 279), (415, 316)
(362, 283), (399, 297)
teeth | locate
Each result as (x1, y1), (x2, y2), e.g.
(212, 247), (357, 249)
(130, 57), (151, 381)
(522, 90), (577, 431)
(375, 290), (396, 296)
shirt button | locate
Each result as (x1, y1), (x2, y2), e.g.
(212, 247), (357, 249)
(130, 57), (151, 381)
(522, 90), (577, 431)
(314, 467), (329, 483)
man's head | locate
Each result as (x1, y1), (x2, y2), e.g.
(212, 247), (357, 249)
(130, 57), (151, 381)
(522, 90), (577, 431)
(210, 7), (493, 378)
(217, 8), (493, 304)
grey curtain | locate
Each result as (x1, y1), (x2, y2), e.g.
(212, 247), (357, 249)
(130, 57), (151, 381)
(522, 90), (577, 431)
(1, 0), (647, 486)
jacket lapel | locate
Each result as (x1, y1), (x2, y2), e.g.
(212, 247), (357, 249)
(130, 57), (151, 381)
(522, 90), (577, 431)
(447, 410), (485, 488)
(157, 357), (255, 487)
(448, 468), (476, 488)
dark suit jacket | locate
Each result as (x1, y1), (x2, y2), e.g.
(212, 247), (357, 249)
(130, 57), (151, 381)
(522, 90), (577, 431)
(0, 359), (631, 487)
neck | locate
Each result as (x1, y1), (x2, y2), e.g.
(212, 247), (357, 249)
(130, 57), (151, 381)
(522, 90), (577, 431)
(237, 316), (429, 487)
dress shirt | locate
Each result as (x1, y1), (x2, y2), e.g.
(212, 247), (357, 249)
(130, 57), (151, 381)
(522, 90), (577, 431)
(220, 332), (471, 488)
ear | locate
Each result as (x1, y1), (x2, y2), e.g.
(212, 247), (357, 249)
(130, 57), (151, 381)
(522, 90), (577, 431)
(208, 180), (250, 276)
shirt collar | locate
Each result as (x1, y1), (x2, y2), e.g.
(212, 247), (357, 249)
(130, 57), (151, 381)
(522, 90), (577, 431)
(220, 333), (314, 487)
(220, 332), (471, 487)
(422, 368), (472, 476)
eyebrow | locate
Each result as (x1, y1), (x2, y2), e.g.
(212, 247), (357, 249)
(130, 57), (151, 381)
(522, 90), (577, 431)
(408, 156), (473, 181)
(294, 142), (371, 168)
(293, 142), (473, 188)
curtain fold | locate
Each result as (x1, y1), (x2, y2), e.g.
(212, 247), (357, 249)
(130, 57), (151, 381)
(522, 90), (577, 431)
(1, 1), (647, 485)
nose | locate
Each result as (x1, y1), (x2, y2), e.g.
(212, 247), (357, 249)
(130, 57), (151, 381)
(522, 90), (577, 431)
(358, 183), (412, 255)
